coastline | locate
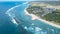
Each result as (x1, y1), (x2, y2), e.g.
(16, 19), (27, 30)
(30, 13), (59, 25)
(24, 8), (60, 28)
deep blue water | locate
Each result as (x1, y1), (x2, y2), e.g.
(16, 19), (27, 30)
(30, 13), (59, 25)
(0, 1), (25, 34)
(0, 1), (60, 34)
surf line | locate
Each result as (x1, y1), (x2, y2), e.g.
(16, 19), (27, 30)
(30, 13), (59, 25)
(5, 2), (29, 25)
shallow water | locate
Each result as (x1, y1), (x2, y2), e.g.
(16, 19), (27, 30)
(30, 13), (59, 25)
(0, 1), (60, 34)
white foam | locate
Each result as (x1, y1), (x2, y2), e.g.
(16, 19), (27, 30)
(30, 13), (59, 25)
(35, 27), (42, 32)
(5, 2), (29, 25)
(11, 18), (18, 25)
(24, 26), (28, 29)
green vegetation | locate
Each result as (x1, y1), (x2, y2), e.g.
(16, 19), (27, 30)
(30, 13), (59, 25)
(26, 6), (44, 17)
(27, 6), (43, 13)
(26, 3), (60, 25)
(43, 9), (60, 24)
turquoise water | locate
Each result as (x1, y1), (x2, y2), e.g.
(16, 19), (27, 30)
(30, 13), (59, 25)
(6, 2), (60, 34)
(0, 1), (60, 34)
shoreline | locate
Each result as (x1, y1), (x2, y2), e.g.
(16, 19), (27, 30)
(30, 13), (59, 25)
(24, 8), (60, 28)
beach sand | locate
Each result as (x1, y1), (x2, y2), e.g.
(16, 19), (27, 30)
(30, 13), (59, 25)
(24, 8), (60, 28)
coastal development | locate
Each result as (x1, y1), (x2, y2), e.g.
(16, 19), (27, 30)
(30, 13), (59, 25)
(25, 2), (60, 28)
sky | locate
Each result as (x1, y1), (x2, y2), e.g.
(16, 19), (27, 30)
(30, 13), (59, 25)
(0, 0), (60, 1)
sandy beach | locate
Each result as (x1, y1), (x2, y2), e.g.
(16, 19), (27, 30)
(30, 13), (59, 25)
(24, 8), (60, 28)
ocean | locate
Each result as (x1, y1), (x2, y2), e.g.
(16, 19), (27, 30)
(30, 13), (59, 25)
(0, 1), (60, 34)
